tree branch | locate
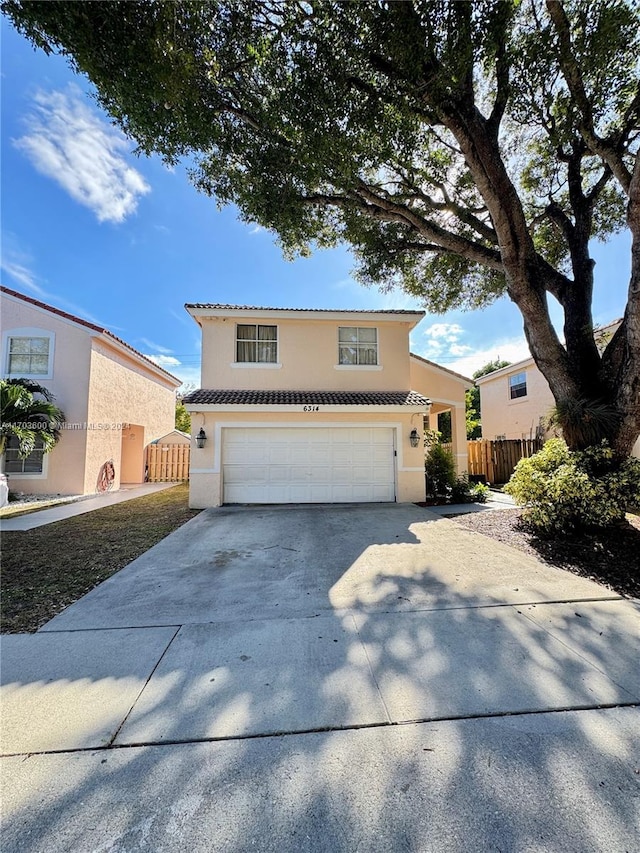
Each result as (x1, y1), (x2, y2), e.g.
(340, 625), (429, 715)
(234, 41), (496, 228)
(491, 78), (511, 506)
(546, 0), (633, 193)
(302, 187), (504, 271)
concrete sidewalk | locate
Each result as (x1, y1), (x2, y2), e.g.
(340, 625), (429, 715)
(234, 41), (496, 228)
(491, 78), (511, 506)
(1, 503), (638, 852)
(426, 488), (517, 517)
(0, 482), (178, 530)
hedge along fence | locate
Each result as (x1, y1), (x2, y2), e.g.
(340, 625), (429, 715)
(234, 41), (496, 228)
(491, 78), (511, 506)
(145, 443), (190, 482)
(440, 438), (544, 485)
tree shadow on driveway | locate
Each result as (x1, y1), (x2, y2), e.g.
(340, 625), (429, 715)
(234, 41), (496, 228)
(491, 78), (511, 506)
(2, 504), (639, 851)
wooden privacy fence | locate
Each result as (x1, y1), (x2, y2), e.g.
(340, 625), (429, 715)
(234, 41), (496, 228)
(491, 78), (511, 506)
(467, 438), (543, 484)
(439, 438), (543, 484)
(145, 443), (190, 482)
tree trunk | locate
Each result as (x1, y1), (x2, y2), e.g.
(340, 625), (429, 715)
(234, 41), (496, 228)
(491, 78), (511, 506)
(612, 153), (640, 457)
(435, 96), (639, 457)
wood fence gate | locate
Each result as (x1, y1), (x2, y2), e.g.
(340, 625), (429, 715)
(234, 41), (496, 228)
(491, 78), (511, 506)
(145, 443), (190, 482)
(466, 438), (543, 484)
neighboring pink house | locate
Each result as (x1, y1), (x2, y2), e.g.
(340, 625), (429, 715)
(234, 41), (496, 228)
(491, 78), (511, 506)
(477, 320), (640, 457)
(183, 303), (472, 507)
(1, 287), (181, 496)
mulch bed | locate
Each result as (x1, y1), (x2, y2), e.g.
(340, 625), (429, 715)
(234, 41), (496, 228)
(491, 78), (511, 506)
(453, 508), (640, 599)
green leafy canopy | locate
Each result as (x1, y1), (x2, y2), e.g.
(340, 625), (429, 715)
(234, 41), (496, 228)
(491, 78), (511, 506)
(3, 0), (640, 454)
(4, 0), (636, 308)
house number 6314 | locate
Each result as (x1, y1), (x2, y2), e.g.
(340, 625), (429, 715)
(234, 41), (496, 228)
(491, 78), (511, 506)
(303, 405), (320, 412)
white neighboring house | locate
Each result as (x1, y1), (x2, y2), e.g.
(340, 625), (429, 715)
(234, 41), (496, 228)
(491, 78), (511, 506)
(476, 320), (640, 457)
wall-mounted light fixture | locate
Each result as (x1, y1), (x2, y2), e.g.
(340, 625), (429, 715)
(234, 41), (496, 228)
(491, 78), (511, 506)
(195, 427), (207, 449)
(409, 428), (420, 448)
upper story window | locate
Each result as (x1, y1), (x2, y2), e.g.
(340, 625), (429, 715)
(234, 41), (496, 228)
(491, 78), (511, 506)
(8, 336), (50, 375)
(509, 371), (527, 399)
(338, 327), (378, 366)
(236, 324), (278, 363)
(3, 328), (55, 380)
(4, 436), (46, 475)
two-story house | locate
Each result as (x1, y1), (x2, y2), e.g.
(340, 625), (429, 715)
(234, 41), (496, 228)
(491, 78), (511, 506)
(477, 319), (640, 457)
(183, 304), (472, 507)
(1, 286), (180, 496)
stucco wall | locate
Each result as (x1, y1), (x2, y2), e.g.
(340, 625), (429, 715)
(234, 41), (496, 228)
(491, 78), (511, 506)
(409, 357), (469, 404)
(478, 361), (556, 441)
(410, 356), (470, 472)
(199, 317), (412, 391)
(188, 409), (426, 508)
(1, 293), (92, 495)
(85, 342), (177, 493)
(479, 358), (640, 455)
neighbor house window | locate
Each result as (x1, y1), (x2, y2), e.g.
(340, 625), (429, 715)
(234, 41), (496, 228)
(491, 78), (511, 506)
(509, 371), (527, 399)
(338, 327), (378, 365)
(236, 324), (278, 363)
(4, 437), (45, 474)
(7, 336), (50, 375)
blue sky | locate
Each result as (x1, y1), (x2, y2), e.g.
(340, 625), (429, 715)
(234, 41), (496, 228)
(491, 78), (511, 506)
(1, 22), (631, 390)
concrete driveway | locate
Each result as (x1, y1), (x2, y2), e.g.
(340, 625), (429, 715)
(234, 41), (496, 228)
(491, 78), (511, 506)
(2, 504), (639, 852)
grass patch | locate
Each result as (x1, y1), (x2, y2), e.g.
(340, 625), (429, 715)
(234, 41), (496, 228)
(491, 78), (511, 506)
(0, 495), (84, 519)
(1, 484), (201, 633)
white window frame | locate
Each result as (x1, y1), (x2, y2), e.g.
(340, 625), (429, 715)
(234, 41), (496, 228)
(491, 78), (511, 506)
(336, 326), (380, 368)
(234, 324), (279, 365)
(3, 436), (49, 479)
(508, 371), (527, 401)
(2, 327), (55, 380)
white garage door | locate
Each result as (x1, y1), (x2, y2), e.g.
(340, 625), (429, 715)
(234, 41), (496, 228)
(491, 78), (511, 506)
(222, 427), (395, 504)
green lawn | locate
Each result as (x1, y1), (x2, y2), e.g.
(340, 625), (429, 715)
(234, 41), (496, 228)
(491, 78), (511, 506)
(1, 484), (201, 633)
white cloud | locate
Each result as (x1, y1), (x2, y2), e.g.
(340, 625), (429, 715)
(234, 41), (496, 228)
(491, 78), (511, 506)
(449, 343), (472, 357)
(14, 87), (150, 223)
(139, 338), (173, 355)
(173, 365), (202, 389)
(0, 257), (46, 296)
(0, 238), (114, 326)
(169, 308), (192, 327)
(419, 320), (470, 360)
(446, 338), (533, 377)
(424, 322), (464, 341)
(146, 354), (181, 368)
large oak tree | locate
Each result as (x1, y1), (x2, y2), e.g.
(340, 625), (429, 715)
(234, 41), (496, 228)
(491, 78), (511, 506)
(4, 0), (639, 455)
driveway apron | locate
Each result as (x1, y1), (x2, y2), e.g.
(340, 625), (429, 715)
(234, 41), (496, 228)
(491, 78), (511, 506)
(2, 503), (639, 852)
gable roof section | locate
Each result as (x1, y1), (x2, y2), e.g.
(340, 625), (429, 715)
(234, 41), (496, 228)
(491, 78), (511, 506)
(183, 389), (430, 407)
(409, 352), (473, 386)
(475, 318), (624, 385)
(185, 303), (425, 328)
(186, 302), (424, 315)
(1, 286), (180, 386)
(474, 357), (534, 384)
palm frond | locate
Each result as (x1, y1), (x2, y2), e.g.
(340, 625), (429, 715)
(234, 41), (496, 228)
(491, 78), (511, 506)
(545, 397), (621, 449)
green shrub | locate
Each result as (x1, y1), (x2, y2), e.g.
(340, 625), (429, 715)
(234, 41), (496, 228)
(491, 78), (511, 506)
(504, 438), (640, 533)
(425, 442), (456, 498)
(450, 474), (470, 503)
(450, 474), (490, 504)
(469, 481), (490, 503)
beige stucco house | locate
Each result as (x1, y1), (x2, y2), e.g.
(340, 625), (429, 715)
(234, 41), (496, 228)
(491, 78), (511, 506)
(1, 286), (180, 495)
(183, 304), (472, 508)
(476, 357), (555, 442)
(476, 323), (640, 457)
